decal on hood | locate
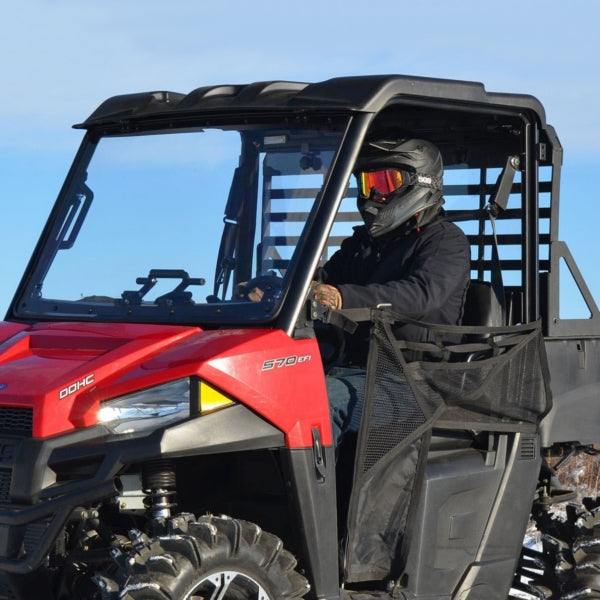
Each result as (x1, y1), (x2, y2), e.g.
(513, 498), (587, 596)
(261, 354), (312, 371)
(59, 374), (95, 400)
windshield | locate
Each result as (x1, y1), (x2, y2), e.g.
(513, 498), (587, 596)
(14, 118), (351, 325)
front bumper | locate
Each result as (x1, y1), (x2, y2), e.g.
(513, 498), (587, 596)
(0, 479), (117, 574)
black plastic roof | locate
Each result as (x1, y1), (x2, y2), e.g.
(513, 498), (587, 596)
(77, 74), (547, 129)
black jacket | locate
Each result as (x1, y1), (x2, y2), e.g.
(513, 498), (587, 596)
(319, 215), (470, 365)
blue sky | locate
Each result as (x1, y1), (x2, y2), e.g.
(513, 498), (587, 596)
(1, 0), (598, 317)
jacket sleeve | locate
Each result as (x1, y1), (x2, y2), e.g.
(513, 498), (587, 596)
(336, 222), (470, 319)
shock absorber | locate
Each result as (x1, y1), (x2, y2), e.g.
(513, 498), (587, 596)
(142, 459), (177, 519)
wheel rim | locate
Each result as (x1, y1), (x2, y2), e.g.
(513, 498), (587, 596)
(189, 569), (271, 600)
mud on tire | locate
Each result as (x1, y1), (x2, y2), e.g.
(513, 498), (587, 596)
(94, 514), (309, 599)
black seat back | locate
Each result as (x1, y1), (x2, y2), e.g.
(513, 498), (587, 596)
(462, 279), (504, 329)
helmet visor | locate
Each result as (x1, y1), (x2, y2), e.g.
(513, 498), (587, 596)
(357, 168), (405, 201)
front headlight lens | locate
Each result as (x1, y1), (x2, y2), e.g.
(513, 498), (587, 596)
(98, 379), (190, 434)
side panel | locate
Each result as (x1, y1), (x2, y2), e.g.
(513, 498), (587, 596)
(197, 334), (332, 447)
(541, 338), (600, 446)
(402, 433), (540, 600)
(283, 446), (340, 600)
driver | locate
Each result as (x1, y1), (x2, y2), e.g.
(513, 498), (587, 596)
(247, 136), (471, 447)
(313, 136), (470, 446)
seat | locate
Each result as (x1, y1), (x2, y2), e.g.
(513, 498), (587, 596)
(461, 279), (504, 329)
(460, 280), (506, 363)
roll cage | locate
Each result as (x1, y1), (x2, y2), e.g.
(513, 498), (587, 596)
(8, 75), (598, 339)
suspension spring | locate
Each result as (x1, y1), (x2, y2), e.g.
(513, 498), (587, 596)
(142, 459), (177, 519)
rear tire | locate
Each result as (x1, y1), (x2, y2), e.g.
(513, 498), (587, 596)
(514, 498), (600, 599)
(94, 514), (309, 599)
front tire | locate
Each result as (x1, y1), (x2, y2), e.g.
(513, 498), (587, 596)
(95, 514), (309, 599)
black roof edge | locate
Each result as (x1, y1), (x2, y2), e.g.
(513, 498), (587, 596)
(74, 74), (547, 130)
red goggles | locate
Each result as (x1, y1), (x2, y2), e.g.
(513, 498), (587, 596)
(357, 168), (406, 201)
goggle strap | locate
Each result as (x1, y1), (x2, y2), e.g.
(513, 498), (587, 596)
(404, 172), (443, 191)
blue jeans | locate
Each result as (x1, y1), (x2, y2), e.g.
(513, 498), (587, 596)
(326, 366), (366, 447)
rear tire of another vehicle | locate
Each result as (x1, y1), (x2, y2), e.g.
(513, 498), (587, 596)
(95, 514), (309, 600)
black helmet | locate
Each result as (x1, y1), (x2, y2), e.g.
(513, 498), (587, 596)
(354, 137), (444, 238)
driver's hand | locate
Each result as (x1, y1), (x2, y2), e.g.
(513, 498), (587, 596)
(238, 281), (265, 302)
(311, 281), (342, 310)
(247, 286), (264, 302)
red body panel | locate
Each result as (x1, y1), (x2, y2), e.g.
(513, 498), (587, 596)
(0, 321), (331, 447)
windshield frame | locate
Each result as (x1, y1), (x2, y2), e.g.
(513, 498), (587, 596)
(8, 111), (363, 330)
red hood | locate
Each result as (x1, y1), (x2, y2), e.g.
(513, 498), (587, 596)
(0, 321), (201, 437)
(0, 321), (330, 446)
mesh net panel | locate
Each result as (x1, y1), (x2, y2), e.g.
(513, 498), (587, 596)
(406, 321), (549, 427)
(359, 322), (428, 474)
(344, 312), (550, 583)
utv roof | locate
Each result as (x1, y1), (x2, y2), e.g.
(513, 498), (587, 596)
(77, 74), (547, 129)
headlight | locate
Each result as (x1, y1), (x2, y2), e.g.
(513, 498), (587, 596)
(98, 379), (190, 434)
(97, 378), (235, 435)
